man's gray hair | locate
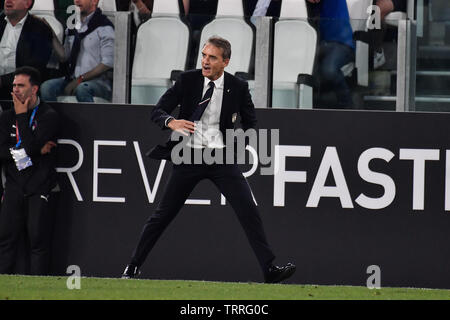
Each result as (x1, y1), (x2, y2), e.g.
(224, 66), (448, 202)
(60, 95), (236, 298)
(204, 36), (232, 60)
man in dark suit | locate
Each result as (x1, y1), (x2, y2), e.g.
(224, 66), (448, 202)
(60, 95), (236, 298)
(0, 66), (59, 275)
(122, 36), (296, 284)
(0, 0), (53, 102)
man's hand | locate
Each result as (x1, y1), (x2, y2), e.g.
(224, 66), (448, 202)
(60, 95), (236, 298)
(11, 92), (30, 115)
(41, 141), (57, 155)
(168, 119), (196, 136)
(63, 79), (80, 96)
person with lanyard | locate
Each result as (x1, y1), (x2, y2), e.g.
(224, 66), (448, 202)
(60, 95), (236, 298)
(0, 66), (60, 275)
(122, 36), (296, 284)
(40, 0), (115, 103)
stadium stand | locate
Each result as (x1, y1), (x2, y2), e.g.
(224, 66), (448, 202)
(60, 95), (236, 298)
(272, 0), (316, 108)
(30, 0), (64, 42)
(131, 0), (190, 105)
(98, 0), (118, 12)
(345, 0), (372, 87)
(195, 0), (255, 80)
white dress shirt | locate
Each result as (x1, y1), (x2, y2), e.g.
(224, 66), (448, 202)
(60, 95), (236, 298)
(188, 73), (226, 149)
(0, 14), (28, 75)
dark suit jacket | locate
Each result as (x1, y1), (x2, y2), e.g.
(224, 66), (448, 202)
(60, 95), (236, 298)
(0, 101), (60, 195)
(0, 13), (53, 92)
(148, 69), (257, 160)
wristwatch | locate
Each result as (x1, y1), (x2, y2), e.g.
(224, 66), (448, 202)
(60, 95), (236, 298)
(77, 75), (85, 85)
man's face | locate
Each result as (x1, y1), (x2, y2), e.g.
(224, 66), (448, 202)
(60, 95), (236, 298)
(12, 74), (37, 105)
(201, 43), (229, 81)
(4, 0), (31, 17)
(74, 0), (97, 15)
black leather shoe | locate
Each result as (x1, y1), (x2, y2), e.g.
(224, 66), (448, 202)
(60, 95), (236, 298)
(264, 263), (296, 283)
(121, 264), (140, 279)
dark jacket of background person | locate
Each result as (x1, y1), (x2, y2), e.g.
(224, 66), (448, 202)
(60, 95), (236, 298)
(0, 14), (53, 99)
(0, 102), (59, 195)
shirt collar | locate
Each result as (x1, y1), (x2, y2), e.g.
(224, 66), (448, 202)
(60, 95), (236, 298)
(34, 97), (40, 109)
(81, 10), (96, 26)
(5, 12), (28, 27)
(204, 72), (224, 90)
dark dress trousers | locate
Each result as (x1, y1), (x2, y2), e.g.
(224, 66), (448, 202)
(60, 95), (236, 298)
(131, 70), (276, 276)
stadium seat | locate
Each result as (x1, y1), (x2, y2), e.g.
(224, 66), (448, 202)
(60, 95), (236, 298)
(30, 0), (55, 15)
(279, 0), (308, 19)
(216, 0), (244, 16)
(57, 96), (110, 103)
(30, 1), (64, 70)
(152, 0), (179, 15)
(272, 0), (316, 109)
(384, 0), (415, 27)
(30, 0), (63, 42)
(98, 0), (117, 12)
(131, 0), (190, 105)
(98, 0), (117, 24)
(195, 0), (254, 80)
(346, 0), (372, 86)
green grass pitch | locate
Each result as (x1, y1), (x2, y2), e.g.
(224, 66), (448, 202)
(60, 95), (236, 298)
(1, 275), (450, 300)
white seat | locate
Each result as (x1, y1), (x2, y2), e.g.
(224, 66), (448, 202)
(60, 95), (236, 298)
(195, 19), (254, 77)
(98, 0), (117, 23)
(152, 0), (180, 15)
(272, 19), (317, 109)
(131, 1), (189, 105)
(195, 0), (254, 79)
(346, 0), (372, 86)
(346, 0), (372, 33)
(385, 11), (408, 27)
(384, 0), (414, 27)
(279, 0), (308, 19)
(30, 0), (55, 16)
(216, 0), (244, 16)
(271, 0), (316, 109)
(57, 96), (110, 103)
(98, 0), (117, 12)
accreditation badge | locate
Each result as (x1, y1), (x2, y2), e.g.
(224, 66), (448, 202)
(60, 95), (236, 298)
(10, 147), (33, 171)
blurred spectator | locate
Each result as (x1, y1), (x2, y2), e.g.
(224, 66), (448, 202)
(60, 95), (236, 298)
(0, 0), (53, 102)
(183, 0), (218, 68)
(372, 0), (407, 69)
(40, 0), (114, 102)
(0, 66), (60, 275)
(243, 0), (281, 18)
(117, 0), (152, 26)
(307, 0), (355, 109)
(183, 0), (217, 35)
